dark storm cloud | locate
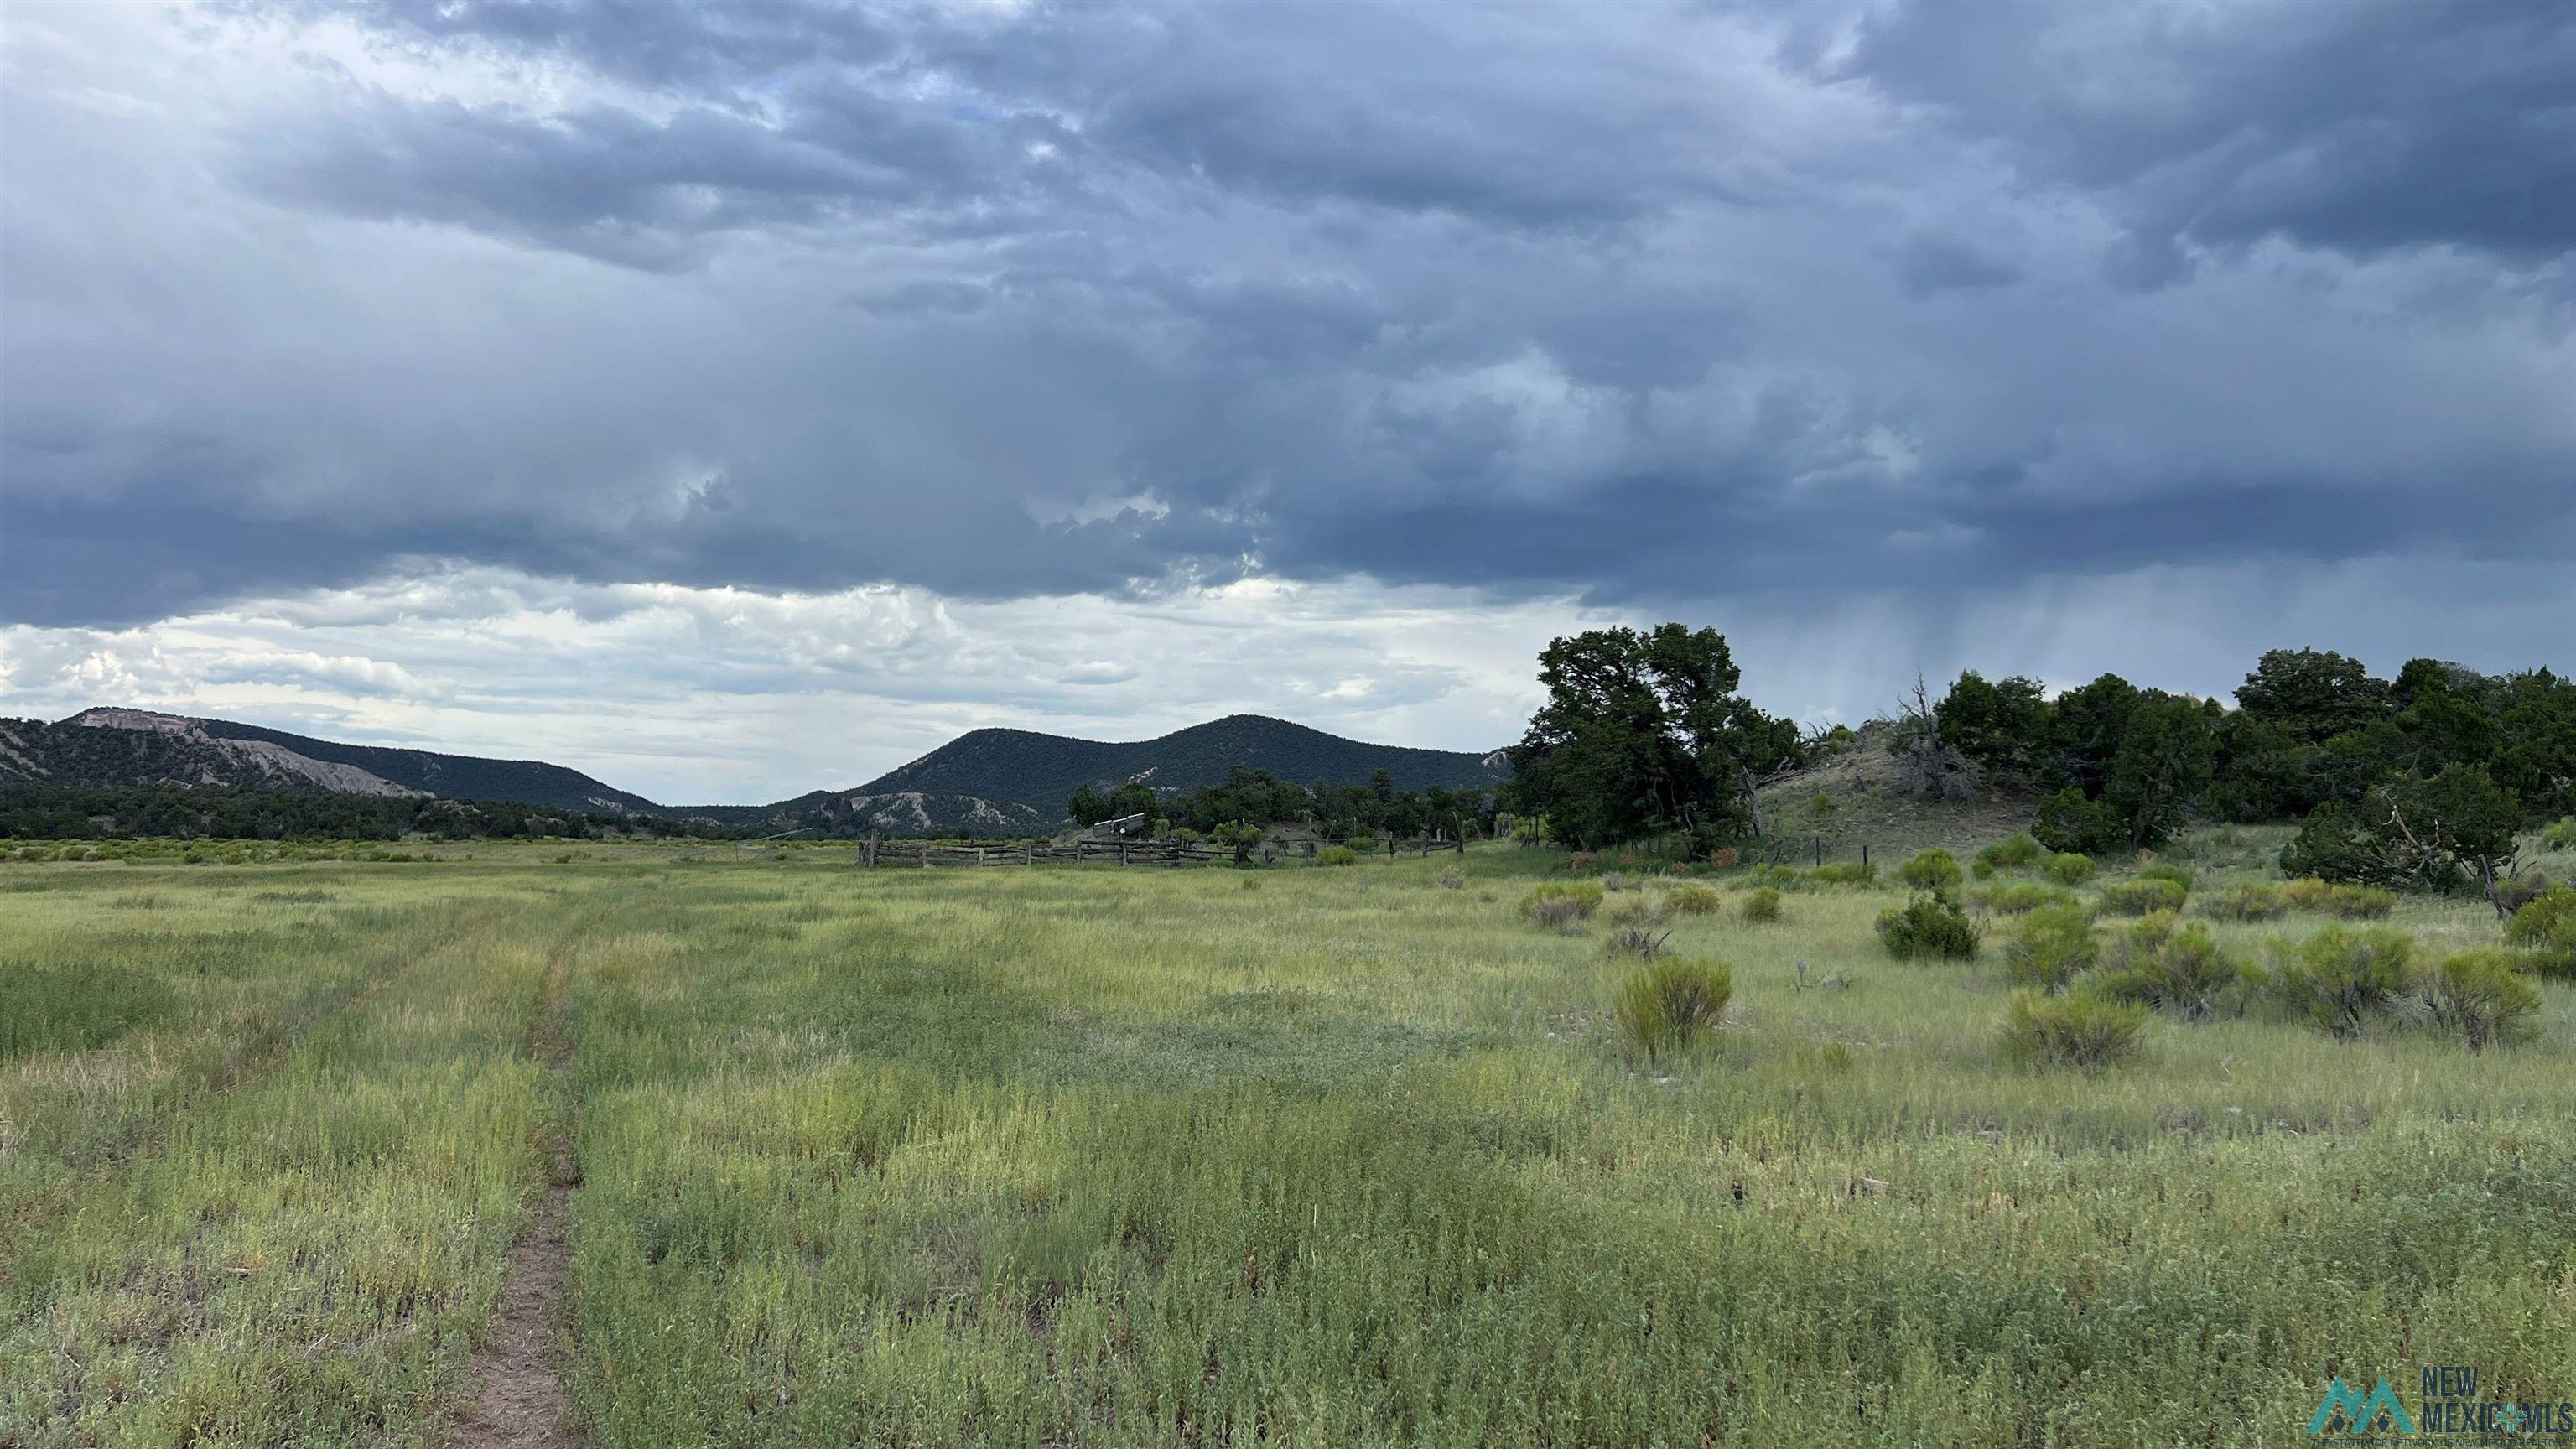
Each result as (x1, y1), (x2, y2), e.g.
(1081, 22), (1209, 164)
(1841, 0), (2576, 268)
(4, 0), (2573, 637)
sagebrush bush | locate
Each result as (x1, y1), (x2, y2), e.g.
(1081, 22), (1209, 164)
(1971, 882), (2077, 916)
(2002, 986), (2147, 1073)
(2097, 911), (2244, 1021)
(2096, 878), (2188, 917)
(1528, 897), (1583, 929)
(1604, 896), (1671, 929)
(2543, 817), (2576, 851)
(2503, 884), (2576, 979)
(1807, 861), (1878, 886)
(1739, 886), (1783, 924)
(1317, 846), (1359, 868)
(2282, 878), (2396, 919)
(2200, 882), (2290, 922)
(2405, 948), (2542, 1052)
(1876, 892), (1981, 961)
(1897, 849), (1964, 891)
(2495, 872), (2553, 916)
(1975, 834), (2044, 876)
(1706, 847), (1740, 870)
(2135, 861), (2194, 892)
(1665, 885), (1722, 916)
(2273, 925), (2415, 1038)
(1615, 957), (1733, 1062)
(2002, 905), (2096, 992)
(2044, 853), (2097, 886)
(1519, 881), (1604, 922)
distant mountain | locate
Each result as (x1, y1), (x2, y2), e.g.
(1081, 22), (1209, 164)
(3, 707), (1507, 839)
(716, 714), (1509, 836)
(2, 709), (662, 815)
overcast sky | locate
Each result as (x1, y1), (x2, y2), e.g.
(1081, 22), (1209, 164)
(4, 0), (2573, 802)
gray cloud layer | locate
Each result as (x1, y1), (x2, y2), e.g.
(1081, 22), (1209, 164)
(5, 0), (2573, 641)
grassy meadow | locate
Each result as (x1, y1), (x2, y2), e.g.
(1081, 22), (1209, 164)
(3, 836), (2573, 1446)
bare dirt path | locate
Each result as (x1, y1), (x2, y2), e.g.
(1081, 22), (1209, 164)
(453, 947), (581, 1449)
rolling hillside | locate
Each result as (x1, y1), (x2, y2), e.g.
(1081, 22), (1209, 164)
(860, 715), (1505, 809)
(700, 715), (1510, 836)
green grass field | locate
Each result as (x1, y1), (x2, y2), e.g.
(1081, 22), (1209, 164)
(3, 839), (2571, 1446)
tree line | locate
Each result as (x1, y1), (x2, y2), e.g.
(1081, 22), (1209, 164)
(0, 782), (730, 843)
(1919, 650), (2574, 888)
(1068, 766), (1497, 842)
(1494, 626), (2575, 898)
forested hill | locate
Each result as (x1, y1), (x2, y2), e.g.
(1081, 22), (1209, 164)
(185, 714), (662, 814)
(852, 714), (1507, 815)
(3, 709), (663, 816)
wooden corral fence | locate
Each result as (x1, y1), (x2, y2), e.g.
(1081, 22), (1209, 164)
(860, 834), (1467, 869)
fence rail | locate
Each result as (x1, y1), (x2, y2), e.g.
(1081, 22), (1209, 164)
(859, 836), (1467, 869)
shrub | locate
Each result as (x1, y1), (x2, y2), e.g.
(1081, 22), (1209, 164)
(1975, 834), (2044, 876)
(1706, 847), (1740, 870)
(2200, 882), (2290, 922)
(2495, 872), (2553, 916)
(1739, 886), (1783, 924)
(1317, 846), (1360, 868)
(2043, 852), (2097, 886)
(1436, 866), (1464, 890)
(2034, 788), (2125, 856)
(1807, 860), (1878, 887)
(2272, 926), (2415, 1038)
(2097, 911), (2244, 1021)
(1606, 924), (1674, 959)
(1897, 849), (1964, 891)
(2135, 861), (2195, 892)
(1876, 892), (1981, 961)
(1666, 886), (1722, 916)
(2542, 817), (2576, 851)
(2405, 948), (2542, 1052)
(1602, 872), (1638, 892)
(2002, 905), (2097, 992)
(1615, 958), (1733, 1062)
(1519, 881), (1605, 922)
(2096, 878), (2185, 917)
(1972, 882), (2077, 916)
(1605, 896), (1671, 929)
(2503, 884), (2576, 979)
(2282, 878), (2396, 919)
(2002, 987), (2147, 1073)
(2276, 802), (2381, 885)
(1568, 850), (1597, 873)
(1747, 864), (1802, 891)
(1528, 897), (1583, 929)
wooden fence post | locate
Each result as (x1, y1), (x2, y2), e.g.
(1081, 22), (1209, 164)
(865, 833), (879, 869)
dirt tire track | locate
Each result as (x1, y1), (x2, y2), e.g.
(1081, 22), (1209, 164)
(453, 942), (581, 1449)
